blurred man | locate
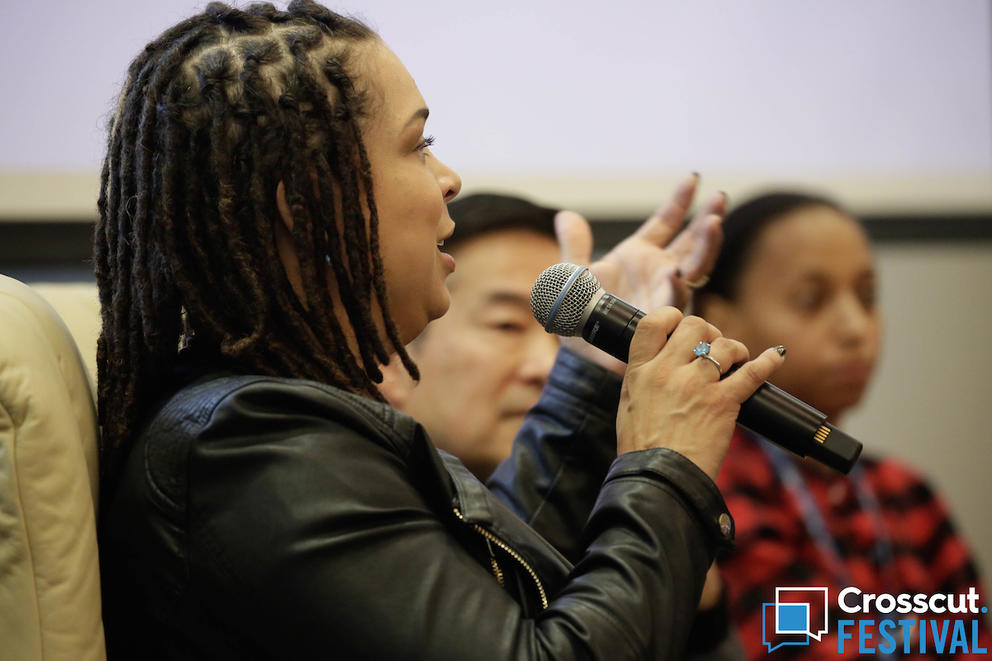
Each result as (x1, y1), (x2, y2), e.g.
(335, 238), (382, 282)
(380, 193), (562, 480)
(382, 186), (736, 639)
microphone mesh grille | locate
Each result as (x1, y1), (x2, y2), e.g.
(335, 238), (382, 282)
(530, 263), (602, 336)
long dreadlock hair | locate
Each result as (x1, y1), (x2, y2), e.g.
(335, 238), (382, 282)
(94, 0), (419, 489)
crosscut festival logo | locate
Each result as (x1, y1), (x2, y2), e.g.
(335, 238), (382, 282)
(763, 587), (831, 652)
(763, 586), (989, 655)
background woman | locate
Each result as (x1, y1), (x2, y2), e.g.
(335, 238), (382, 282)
(695, 192), (990, 659)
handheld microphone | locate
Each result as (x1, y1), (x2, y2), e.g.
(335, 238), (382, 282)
(531, 263), (863, 474)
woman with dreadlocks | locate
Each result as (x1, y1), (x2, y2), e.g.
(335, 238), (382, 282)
(96, 2), (784, 659)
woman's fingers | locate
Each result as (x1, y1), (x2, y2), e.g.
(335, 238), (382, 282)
(666, 189), (726, 275)
(617, 310), (786, 481)
(666, 268), (692, 311)
(692, 337), (749, 378)
(680, 212), (724, 285)
(627, 307), (684, 367)
(721, 346), (787, 403)
(554, 210), (594, 266)
(673, 189), (726, 248)
(663, 314), (722, 358)
(632, 173), (700, 245)
(630, 313), (780, 401)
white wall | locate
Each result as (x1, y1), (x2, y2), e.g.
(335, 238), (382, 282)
(1, 0), (990, 217)
(845, 243), (992, 582)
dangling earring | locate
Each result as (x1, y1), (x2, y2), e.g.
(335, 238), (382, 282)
(178, 306), (195, 351)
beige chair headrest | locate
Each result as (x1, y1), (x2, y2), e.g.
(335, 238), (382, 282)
(0, 274), (106, 661)
(28, 282), (100, 392)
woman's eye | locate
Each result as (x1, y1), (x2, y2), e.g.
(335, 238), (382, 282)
(793, 289), (824, 312)
(416, 135), (436, 153)
(858, 284), (877, 310)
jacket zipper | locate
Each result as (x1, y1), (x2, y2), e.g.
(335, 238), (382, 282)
(453, 507), (548, 610)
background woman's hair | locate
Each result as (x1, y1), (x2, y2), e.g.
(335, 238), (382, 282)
(694, 191), (846, 305)
(94, 0), (417, 489)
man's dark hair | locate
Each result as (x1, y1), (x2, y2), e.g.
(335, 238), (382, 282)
(94, 0), (417, 488)
(445, 193), (557, 253)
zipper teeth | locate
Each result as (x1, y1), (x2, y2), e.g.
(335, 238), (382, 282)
(453, 507), (548, 610)
(484, 538), (505, 587)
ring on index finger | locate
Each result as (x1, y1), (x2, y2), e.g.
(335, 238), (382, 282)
(693, 341), (722, 372)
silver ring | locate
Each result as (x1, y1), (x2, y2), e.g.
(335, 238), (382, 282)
(697, 353), (722, 372)
(684, 274), (709, 289)
(693, 341), (722, 372)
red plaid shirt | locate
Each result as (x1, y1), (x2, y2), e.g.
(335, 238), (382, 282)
(717, 429), (991, 659)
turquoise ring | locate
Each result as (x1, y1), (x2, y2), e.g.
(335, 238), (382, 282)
(693, 341), (722, 372)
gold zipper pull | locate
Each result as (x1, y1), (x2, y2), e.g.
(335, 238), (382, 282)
(484, 538), (505, 586)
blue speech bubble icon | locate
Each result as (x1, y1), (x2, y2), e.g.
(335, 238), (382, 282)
(762, 603), (812, 652)
(775, 587), (830, 640)
(776, 603), (809, 634)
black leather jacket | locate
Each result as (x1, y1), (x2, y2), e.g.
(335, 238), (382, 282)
(100, 349), (737, 660)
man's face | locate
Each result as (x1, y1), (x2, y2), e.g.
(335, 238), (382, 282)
(391, 228), (561, 479)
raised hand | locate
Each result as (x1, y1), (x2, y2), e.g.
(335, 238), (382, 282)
(554, 173), (726, 372)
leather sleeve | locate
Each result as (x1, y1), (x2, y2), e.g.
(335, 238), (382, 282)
(181, 379), (731, 660)
(489, 348), (734, 559)
(488, 348), (624, 562)
(487, 349), (742, 660)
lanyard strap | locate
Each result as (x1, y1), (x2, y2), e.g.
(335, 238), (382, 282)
(755, 436), (903, 659)
(756, 435), (895, 588)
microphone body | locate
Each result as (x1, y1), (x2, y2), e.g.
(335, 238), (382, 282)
(532, 264), (863, 474)
(581, 292), (645, 363)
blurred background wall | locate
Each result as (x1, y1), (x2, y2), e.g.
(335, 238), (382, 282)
(2, 0), (991, 577)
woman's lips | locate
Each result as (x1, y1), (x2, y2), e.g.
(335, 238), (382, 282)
(827, 362), (873, 386)
(438, 249), (456, 273)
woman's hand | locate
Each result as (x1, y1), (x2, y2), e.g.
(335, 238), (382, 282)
(555, 173), (726, 373)
(616, 309), (784, 481)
